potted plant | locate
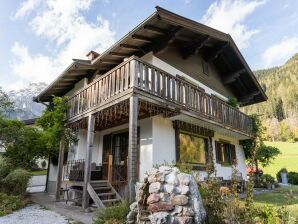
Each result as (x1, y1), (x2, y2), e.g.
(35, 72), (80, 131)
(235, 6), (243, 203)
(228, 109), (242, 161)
(260, 174), (275, 190)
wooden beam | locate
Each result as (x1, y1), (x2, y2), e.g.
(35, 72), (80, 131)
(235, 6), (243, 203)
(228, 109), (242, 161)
(127, 95), (138, 201)
(100, 59), (121, 64)
(82, 114), (95, 209)
(205, 42), (229, 62)
(109, 52), (130, 58)
(132, 34), (153, 43)
(55, 138), (65, 201)
(181, 35), (210, 59)
(143, 25), (167, 35)
(120, 44), (139, 50)
(223, 68), (246, 85)
(239, 91), (260, 104)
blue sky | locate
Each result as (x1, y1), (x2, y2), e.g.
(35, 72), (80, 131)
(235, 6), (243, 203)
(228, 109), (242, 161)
(1, 0), (298, 91)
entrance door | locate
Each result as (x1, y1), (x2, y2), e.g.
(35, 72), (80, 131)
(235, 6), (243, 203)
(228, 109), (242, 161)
(111, 132), (128, 182)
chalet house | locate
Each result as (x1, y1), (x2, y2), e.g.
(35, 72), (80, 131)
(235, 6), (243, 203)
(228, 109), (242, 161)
(35, 7), (266, 209)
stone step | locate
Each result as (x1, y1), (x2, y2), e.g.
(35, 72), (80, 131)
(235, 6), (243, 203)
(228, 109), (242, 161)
(93, 186), (111, 191)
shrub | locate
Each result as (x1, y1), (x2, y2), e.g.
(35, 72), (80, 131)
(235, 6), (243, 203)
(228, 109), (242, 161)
(41, 160), (47, 169)
(94, 200), (130, 224)
(259, 174), (275, 188)
(0, 157), (12, 179)
(0, 193), (28, 216)
(276, 168), (288, 182)
(3, 168), (31, 195)
(288, 172), (298, 185)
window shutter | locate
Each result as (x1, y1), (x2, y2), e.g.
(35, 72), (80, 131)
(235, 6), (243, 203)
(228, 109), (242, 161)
(230, 144), (236, 164)
(215, 141), (223, 163)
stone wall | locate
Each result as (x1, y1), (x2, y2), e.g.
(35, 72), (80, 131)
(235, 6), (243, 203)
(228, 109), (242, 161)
(127, 166), (206, 224)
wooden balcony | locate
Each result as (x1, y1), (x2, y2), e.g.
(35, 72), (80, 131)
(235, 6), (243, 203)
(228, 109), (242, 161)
(67, 56), (253, 136)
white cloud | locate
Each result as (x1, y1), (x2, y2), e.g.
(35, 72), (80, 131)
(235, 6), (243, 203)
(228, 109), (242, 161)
(10, 0), (115, 89)
(262, 37), (298, 67)
(14, 0), (41, 19)
(202, 0), (266, 49)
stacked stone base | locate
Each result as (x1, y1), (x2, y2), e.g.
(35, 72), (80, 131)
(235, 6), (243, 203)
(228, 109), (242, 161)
(127, 166), (206, 224)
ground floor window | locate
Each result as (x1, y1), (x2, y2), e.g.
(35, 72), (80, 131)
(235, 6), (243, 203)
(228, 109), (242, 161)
(215, 141), (236, 165)
(178, 132), (208, 167)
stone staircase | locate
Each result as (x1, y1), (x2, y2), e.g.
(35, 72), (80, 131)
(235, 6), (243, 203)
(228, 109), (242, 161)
(87, 180), (122, 208)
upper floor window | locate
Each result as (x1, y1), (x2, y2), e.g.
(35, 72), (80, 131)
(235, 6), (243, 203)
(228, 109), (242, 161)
(202, 60), (209, 76)
(215, 141), (236, 165)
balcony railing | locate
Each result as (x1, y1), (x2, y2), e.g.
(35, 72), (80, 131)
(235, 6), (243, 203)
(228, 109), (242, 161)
(67, 56), (253, 135)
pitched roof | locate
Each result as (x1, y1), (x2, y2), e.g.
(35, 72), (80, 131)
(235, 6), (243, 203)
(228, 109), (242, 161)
(35, 6), (267, 105)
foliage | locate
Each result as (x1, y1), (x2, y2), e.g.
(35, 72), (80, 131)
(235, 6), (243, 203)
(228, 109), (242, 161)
(3, 124), (46, 169)
(0, 87), (13, 115)
(256, 144), (280, 167)
(3, 168), (31, 195)
(242, 54), (298, 142)
(227, 97), (239, 108)
(288, 172), (298, 185)
(258, 174), (276, 188)
(0, 193), (28, 216)
(41, 160), (47, 169)
(37, 96), (77, 157)
(93, 200), (130, 224)
(0, 157), (13, 179)
(276, 168), (288, 182)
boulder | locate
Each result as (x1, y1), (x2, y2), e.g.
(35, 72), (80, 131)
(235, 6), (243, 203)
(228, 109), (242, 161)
(188, 175), (206, 223)
(171, 195), (189, 206)
(149, 212), (170, 224)
(165, 172), (179, 185)
(160, 192), (170, 202)
(178, 173), (191, 186)
(148, 202), (174, 213)
(147, 193), (160, 204)
(148, 172), (165, 183)
(174, 216), (193, 224)
(164, 184), (175, 194)
(175, 185), (190, 195)
(182, 207), (194, 217)
(159, 166), (172, 174)
(149, 182), (162, 193)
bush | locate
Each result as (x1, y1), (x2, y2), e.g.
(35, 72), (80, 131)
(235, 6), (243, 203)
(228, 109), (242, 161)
(94, 200), (130, 224)
(276, 168), (288, 182)
(288, 172), (298, 185)
(0, 193), (28, 216)
(3, 168), (31, 195)
(259, 174), (275, 188)
(0, 157), (12, 179)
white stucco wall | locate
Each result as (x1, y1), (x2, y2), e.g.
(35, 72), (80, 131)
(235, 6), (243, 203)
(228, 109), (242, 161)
(152, 116), (176, 166)
(141, 52), (228, 101)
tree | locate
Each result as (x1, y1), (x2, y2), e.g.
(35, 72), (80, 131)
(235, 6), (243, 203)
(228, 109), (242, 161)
(36, 96), (77, 161)
(0, 116), (46, 169)
(241, 115), (281, 178)
(0, 87), (13, 115)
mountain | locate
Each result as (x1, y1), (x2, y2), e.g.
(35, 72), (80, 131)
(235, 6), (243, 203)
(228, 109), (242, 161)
(6, 83), (47, 120)
(242, 53), (298, 141)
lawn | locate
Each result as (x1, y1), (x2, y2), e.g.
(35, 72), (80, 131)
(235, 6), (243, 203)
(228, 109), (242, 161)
(261, 141), (298, 178)
(253, 186), (298, 220)
(30, 170), (47, 176)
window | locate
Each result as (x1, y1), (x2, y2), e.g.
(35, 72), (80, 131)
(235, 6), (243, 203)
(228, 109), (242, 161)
(215, 141), (236, 165)
(179, 132), (208, 165)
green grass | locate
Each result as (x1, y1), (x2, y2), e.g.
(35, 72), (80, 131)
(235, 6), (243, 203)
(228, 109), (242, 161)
(253, 186), (298, 220)
(261, 141), (298, 178)
(30, 170), (47, 176)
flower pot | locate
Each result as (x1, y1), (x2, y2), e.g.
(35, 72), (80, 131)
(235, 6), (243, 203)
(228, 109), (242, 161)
(281, 172), (288, 184)
(266, 183), (272, 190)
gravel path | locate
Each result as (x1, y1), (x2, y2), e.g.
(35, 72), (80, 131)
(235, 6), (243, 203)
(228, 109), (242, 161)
(0, 204), (73, 224)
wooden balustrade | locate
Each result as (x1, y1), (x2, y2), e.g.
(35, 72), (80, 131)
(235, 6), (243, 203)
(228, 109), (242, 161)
(67, 56), (253, 135)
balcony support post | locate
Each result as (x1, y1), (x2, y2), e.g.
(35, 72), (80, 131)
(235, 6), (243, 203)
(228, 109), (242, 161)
(55, 137), (65, 201)
(82, 114), (95, 209)
(127, 95), (138, 201)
